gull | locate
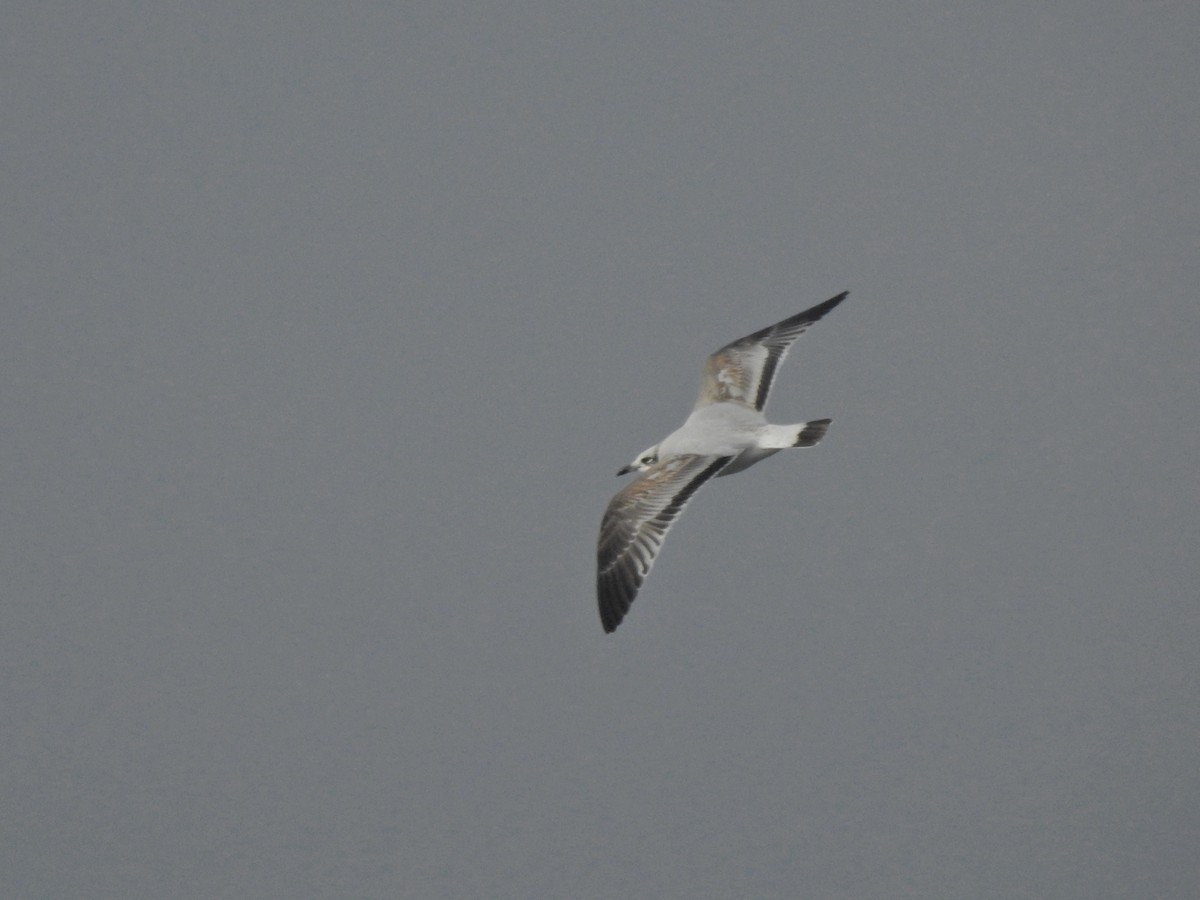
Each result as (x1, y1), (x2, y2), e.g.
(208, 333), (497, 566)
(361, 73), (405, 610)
(597, 291), (848, 632)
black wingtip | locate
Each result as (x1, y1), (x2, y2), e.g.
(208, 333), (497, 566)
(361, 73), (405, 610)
(782, 291), (849, 330)
(599, 603), (624, 633)
(818, 290), (849, 313)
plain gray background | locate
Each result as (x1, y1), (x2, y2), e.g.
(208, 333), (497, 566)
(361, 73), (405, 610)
(4, 3), (1197, 898)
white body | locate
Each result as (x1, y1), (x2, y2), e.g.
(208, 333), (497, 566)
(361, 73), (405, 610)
(657, 403), (800, 477)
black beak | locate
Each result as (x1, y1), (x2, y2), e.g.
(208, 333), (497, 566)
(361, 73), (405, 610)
(617, 464), (633, 476)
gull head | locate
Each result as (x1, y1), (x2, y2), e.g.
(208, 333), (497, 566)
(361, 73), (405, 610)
(617, 445), (660, 476)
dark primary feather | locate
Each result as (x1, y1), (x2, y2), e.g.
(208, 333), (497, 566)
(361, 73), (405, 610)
(697, 291), (848, 411)
(597, 455), (731, 632)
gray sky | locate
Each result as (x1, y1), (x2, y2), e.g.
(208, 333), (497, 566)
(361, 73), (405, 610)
(4, 3), (1198, 898)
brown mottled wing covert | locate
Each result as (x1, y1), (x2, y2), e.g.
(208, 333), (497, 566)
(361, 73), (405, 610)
(694, 291), (848, 411)
(597, 455), (732, 632)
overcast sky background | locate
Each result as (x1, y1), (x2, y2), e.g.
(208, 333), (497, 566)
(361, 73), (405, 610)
(3, 3), (1198, 898)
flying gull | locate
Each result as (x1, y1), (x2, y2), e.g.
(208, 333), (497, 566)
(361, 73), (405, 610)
(597, 291), (848, 632)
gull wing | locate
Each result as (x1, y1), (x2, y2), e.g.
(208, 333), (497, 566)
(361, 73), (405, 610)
(694, 291), (847, 411)
(597, 454), (732, 632)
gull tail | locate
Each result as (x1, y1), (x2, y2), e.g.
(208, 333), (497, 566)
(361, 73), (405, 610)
(793, 418), (831, 447)
(758, 418), (831, 449)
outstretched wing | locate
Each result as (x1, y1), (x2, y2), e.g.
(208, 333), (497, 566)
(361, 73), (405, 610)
(597, 454), (732, 633)
(695, 291), (848, 411)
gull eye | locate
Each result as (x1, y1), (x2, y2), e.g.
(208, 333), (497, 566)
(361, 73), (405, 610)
(642, 455), (656, 466)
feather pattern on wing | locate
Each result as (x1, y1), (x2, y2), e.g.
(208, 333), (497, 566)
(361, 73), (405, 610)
(597, 454), (731, 632)
(695, 291), (848, 411)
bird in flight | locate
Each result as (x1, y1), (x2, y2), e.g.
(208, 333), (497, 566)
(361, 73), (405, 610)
(597, 291), (848, 632)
